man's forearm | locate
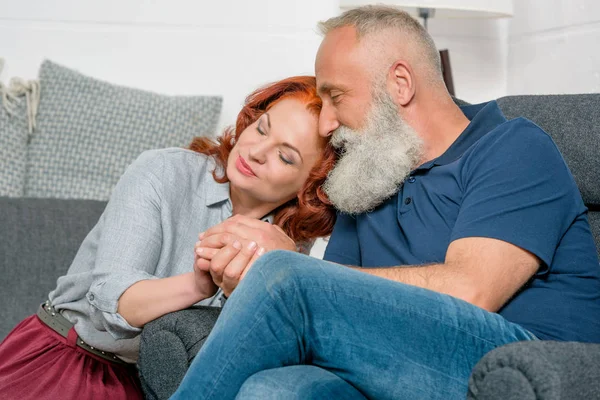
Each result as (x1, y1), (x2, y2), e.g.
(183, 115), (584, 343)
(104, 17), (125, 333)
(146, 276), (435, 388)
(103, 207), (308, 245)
(346, 237), (540, 313)
(352, 264), (486, 310)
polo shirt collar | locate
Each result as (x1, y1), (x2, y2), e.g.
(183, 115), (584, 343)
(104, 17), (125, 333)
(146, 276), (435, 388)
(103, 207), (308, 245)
(415, 100), (507, 171)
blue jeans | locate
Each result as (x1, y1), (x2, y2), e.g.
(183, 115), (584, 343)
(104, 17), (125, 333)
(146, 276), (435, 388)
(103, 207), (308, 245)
(171, 251), (535, 400)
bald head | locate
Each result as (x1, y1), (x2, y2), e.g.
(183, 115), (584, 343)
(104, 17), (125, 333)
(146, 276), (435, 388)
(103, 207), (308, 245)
(317, 5), (443, 86)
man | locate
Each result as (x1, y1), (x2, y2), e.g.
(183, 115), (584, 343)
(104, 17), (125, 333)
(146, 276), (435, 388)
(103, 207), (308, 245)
(171, 5), (600, 400)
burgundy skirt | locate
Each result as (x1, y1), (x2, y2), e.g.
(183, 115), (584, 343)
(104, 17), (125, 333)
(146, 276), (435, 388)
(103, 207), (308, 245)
(0, 315), (143, 400)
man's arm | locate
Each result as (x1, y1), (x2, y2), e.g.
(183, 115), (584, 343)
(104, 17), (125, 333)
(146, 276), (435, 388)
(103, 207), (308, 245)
(355, 236), (540, 312)
(361, 124), (574, 313)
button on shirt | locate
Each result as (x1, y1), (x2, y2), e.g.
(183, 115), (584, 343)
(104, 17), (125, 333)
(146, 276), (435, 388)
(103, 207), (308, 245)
(49, 148), (236, 362)
(324, 101), (600, 343)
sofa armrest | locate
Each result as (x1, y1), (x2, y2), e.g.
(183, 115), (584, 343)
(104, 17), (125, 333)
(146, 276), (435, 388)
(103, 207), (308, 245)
(468, 340), (600, 400)
(138, 306), (221, 400)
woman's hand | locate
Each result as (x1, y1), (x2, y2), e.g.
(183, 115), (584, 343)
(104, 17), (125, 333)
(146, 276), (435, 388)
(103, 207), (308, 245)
(196, 239), (263, 297)
(192, 247), (220, 298)
(194, 215), (297, 297)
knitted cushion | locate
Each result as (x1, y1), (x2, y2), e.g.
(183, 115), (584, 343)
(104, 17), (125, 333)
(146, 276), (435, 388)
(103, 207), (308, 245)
(25, 60), (222, 200)
(139, 307), (221, 400)
(497, 94), (600, 207)
(468, 340), (600, 400)
(0, 93), (28, 197)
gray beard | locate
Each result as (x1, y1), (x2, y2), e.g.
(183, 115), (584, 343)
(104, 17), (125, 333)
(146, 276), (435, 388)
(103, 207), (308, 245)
(323, 90), (424, 214)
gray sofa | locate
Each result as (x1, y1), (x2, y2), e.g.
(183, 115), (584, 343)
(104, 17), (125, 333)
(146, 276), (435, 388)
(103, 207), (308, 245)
(1, 94), (599, 399)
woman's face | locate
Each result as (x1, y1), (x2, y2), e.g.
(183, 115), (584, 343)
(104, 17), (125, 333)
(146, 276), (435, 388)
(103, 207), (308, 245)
(227, 98), (326, 208)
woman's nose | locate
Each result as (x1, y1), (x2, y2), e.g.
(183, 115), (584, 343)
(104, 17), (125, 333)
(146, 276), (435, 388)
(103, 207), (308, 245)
(248, 143), (267, 164)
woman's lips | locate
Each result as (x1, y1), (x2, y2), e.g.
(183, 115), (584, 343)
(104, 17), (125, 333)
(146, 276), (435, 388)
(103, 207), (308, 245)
(236, 156), (256, 177)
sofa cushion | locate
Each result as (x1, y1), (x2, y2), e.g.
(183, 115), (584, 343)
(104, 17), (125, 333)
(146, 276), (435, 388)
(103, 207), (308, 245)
(468, 340), (600, 400)
(0, 94), (28, 197)
(497, 94), (600, 207)
(25, 60), (222, 200)
(139, 306), (221, 400)
(0, 197), (107, 340)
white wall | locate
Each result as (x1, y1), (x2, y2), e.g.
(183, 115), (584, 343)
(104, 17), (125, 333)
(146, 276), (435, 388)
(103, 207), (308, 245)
(0, 0), (339, 133)
(429, 18), (510, 103)
(0, 0), (512, 127)
(6, 1), (598, 123)
(508, 0), (600, 95)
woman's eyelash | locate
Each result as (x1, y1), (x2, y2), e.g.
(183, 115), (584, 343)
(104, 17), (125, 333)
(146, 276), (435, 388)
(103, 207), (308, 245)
(256, 121), (293, 165)
(279, 152), (293, 165)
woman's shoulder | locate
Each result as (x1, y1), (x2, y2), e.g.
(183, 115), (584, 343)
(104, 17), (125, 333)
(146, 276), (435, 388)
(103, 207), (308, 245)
(119, 148), (220, 203)
(136, 147), (210, 164)
(133, 148), (214, 176)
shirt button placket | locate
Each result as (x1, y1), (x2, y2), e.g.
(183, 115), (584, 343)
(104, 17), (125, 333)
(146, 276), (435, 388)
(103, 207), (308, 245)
(405, 176), (415, 206)
(398, 176), (415, 218)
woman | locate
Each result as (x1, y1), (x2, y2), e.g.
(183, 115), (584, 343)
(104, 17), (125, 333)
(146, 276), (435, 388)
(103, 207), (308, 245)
(0, 76), (337, 400)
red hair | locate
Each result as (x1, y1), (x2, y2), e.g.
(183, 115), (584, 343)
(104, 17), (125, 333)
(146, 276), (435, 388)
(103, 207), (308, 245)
(189, 76), (337, 244)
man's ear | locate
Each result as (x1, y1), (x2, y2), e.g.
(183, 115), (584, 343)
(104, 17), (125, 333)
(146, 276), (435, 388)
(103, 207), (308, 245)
(388, 60), (415, 107)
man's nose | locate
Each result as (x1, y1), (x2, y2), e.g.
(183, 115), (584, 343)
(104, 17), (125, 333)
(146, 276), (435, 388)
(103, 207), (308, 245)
(319, 105), (340, 137)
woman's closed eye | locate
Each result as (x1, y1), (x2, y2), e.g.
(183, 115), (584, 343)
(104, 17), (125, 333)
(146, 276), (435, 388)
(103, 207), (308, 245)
(256, 115), (298, 166)
(279, 151), (294, 165)
(257, 122), (266, 136)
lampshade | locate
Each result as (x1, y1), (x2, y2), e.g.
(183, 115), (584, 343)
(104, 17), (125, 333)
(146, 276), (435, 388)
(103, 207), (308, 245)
(339, 0), (514, 18)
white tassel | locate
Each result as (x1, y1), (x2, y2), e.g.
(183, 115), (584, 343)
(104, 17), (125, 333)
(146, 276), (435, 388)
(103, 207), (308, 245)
(9, 77), (40, 134)
(0, 58), (41, 134)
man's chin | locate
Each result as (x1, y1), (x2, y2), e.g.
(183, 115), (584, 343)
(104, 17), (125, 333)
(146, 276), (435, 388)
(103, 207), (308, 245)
(329, 197), (391, 215)
(324, 176), (403, 215)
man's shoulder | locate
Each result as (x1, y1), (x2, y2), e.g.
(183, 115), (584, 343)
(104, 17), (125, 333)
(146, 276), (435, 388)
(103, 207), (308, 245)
(470, 116), (559, 162)
(492, 116), (551, 143)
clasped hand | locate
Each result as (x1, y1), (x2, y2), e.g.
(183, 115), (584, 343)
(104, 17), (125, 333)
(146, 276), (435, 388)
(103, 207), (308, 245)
(193, 215), (296, 297)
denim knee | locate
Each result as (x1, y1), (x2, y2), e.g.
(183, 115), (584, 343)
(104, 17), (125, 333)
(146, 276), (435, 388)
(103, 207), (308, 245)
(249, 250), (305, 291)
(236, 371), (289, 400)
(236, 367), (368, 400)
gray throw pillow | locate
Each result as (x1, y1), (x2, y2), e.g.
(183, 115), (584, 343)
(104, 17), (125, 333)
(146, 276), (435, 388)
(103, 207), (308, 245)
(26, 60), (222, 200)
(0, 95), (28, 197)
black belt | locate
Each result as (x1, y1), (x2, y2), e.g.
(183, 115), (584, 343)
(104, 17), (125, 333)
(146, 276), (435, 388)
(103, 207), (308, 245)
(37, 301), (129, 366)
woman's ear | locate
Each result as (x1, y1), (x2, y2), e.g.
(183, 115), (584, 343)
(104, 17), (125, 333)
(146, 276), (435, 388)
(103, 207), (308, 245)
(388, 60), (415, 107)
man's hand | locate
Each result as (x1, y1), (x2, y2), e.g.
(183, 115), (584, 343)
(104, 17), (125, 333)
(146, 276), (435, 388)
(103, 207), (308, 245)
(201, 214), (296, 252)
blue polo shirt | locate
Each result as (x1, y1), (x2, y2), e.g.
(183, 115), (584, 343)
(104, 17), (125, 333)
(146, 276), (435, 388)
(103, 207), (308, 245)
(324, 101), (600, 343)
